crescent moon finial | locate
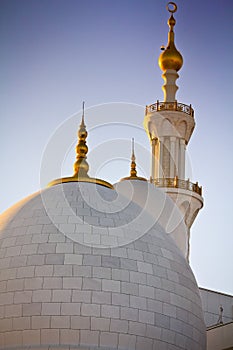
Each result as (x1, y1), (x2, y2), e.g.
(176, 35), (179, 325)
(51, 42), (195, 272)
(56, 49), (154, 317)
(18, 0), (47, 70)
(166, 2), (177, 14)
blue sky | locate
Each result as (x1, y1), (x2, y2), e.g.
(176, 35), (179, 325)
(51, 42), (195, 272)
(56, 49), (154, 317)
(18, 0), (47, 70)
(1, 0), (233, 295)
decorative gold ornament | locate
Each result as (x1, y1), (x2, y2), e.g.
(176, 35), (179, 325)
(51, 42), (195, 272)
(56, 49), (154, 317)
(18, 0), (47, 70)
(152, 177), (202, 196)
(130, 138), (137, 178)
(166, 2), (177, 14)
(73, 101), (89, 178)
(145, 100), (194, 117)
(158, 2), (183, 72)
(48, 102), (113, 189)
(48, 176), (113, 189)
(120, 138), (147, 182)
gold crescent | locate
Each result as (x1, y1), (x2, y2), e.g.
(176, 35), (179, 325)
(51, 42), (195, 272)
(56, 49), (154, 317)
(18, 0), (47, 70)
(166, 2), (177, 13)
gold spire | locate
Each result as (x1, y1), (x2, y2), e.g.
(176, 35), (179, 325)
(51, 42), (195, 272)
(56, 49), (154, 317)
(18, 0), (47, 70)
(73, 101), (89, 178)
(130, 138), (137, 178)
(120, 139), (147, 182)
(158, 2), (183, 72)
(47, 102), (113, 189)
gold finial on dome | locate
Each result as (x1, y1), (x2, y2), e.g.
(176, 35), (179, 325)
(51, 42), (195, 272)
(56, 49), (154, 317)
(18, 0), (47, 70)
(130, 138), (137, 178)
(47, 102), (113, 189)
(120, 139), (147, 182)
(158, 2), (183, 72)
(73, 101), (89, 178)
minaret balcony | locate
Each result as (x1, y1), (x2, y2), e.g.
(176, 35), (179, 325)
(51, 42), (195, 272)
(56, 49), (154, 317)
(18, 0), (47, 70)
(151, 176), (202, 196)
(145, 100), (194, 118)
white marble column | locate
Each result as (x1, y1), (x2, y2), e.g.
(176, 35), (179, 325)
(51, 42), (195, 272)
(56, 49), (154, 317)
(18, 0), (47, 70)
(151, 138), (156, 180)
(179, 139), (186, 179)
(170, 137), (176, 178)
(158, 137), (164, 178)
(175, 138), (179, 177)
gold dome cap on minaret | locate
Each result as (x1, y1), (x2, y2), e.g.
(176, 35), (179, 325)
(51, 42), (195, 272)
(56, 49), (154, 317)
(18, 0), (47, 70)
(158, 2), (183, 72)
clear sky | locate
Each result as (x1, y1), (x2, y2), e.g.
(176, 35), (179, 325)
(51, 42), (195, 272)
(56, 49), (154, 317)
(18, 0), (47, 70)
(1, 0), (233, 295)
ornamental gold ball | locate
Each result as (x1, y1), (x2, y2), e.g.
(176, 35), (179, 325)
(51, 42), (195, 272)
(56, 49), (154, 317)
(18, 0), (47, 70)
(158, 45), (183, 72)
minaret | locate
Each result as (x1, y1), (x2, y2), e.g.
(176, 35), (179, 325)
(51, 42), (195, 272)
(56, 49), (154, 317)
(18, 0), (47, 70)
(144, 2), (203, 261)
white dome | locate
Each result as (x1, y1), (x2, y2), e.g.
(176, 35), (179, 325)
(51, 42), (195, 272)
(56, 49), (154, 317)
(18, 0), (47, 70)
(0, 182), (206, 349)
(115, 180), (189, 256)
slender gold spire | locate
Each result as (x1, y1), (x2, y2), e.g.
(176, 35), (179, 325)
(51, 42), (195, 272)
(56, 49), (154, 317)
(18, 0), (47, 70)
(47, 102), (113, 189)
(120, 139), (147, 182)
(130, 138), (137, 178)
(158, 2), (183, 72)
(73, 101), (89, 178)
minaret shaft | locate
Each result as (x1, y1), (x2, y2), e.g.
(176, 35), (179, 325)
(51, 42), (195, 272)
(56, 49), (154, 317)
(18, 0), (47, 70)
(151, 135), (186, 180)
(162, 70), (179, 102)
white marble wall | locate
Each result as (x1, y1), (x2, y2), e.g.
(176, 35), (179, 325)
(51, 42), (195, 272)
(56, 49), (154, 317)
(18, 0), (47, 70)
(199, 288), (233, 327)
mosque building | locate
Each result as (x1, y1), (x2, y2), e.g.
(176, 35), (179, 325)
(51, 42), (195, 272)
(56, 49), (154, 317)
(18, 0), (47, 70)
(0, 2), (232, 350)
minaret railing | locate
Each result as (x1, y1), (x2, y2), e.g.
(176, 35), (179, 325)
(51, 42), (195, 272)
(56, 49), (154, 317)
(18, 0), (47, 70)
(151, 177), (202, 196)
(145, 101), (194, 117)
